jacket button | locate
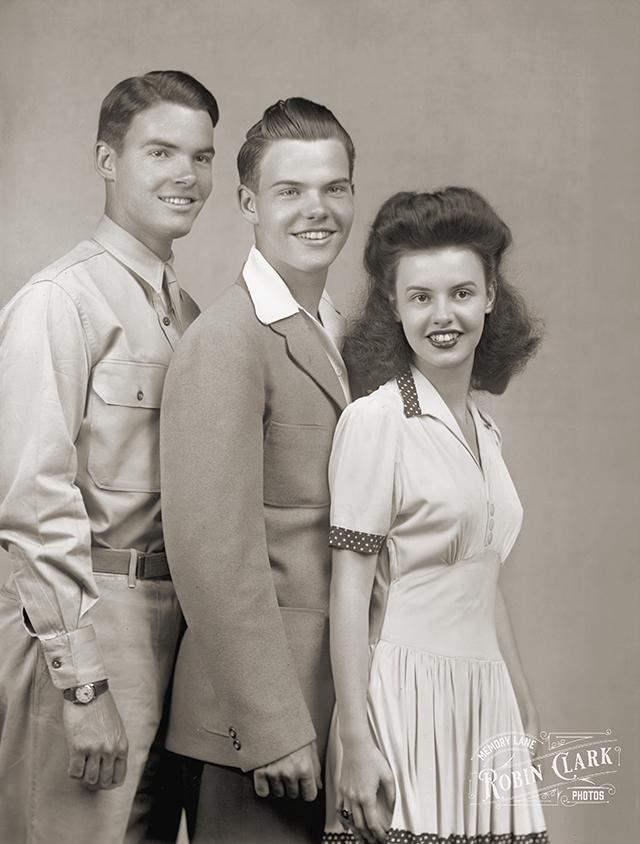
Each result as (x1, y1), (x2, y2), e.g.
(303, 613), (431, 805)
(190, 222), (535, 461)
(51, 659), (62, 669)
(137, 390), (144, 401)
(228, 727), (237, 739)
(233, 739), (242, 751)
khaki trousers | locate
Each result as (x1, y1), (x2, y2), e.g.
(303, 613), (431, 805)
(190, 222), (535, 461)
(0, 571), (182, 844)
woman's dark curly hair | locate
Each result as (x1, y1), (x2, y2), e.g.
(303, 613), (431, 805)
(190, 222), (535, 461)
(343, 187), (543, 395)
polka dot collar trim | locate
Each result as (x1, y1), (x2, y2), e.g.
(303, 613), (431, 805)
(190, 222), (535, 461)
(396, 368), (422, 417)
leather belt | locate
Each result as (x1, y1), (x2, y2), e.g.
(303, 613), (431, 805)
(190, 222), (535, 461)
(91, 547), (170, 581)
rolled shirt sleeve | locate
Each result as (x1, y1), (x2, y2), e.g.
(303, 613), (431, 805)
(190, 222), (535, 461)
(328, 394), (400, 554)
(0, 282), (106, 689)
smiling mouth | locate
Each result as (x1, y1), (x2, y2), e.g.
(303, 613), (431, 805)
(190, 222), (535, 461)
(427, 331), (461, 348)
(292, 230), (335, 242)
(159, 196), (196, 206)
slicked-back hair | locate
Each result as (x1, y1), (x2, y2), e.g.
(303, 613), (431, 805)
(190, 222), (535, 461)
(344, 187), (543, 396)
(97, 70), (219, 152)
(237, 97), (355, 191)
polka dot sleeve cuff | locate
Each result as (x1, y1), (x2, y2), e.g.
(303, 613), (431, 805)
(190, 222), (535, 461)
(329, 525), (386, 555)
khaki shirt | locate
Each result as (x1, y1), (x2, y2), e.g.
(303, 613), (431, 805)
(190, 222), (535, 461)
(0, 216), (199, 689)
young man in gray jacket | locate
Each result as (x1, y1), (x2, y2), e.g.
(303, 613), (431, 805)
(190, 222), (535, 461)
(161, 97), (355, 842)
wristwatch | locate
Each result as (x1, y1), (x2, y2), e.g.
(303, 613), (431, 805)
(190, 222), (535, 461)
(62, 679), (109, 705)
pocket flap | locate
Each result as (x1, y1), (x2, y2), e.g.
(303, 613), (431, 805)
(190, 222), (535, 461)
(92, 360), (167, 409)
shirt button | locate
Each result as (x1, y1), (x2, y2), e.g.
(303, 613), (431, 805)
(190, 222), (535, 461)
(51, 659), (62, 669)
(336, 367), (343, 377)
(232, 739), (242, 750)
(137, 390), (144, 401)
(228, 727), (237, 739)
(163, 316), (171, 326)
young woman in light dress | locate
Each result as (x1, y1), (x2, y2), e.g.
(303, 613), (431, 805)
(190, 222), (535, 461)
(322, 188), (548, 844)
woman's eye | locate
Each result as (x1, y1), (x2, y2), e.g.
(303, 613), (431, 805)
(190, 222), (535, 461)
(456, 289), (472, 300)
(413, 293), (428, 303)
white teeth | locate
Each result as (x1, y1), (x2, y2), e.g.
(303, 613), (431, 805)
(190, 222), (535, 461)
(160, 197), (193, 205)
(429, 332), (459, 345)
(295, 230), (332, 240)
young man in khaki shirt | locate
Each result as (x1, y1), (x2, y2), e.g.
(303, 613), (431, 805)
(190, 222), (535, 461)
(0, 70), (217, 843)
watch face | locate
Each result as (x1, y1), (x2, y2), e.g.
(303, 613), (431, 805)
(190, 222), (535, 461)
(74, 684), (95, 704)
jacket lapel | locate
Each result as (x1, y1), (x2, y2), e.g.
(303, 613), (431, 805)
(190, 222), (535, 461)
(269, 314), (347, 412)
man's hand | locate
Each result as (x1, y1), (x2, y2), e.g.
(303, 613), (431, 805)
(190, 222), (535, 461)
(253, 740), (322, 801)
(62, 690), (129, 790)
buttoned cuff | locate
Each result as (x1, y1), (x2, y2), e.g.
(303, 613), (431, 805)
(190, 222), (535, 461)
(40, 625), (107, 690)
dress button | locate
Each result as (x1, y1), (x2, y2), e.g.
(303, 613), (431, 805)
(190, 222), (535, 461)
(232, 739), (242, 750)
(137, 390), (144, 401)
(489, 519), (494, 530)
(228, 727), (237, 739)
(490, 504), (495, 516)
(51, 658), (62, 669)
(487, 532), (494, 544)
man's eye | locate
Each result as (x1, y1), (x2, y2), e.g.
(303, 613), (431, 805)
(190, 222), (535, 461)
(280, 188), (299, 197)
(150, 149), (168, 158)
(195, 154), (213, 164)
(328, 185), (346, 195)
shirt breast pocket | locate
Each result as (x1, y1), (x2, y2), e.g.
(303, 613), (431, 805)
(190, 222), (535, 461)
(87, 360), (167, 493)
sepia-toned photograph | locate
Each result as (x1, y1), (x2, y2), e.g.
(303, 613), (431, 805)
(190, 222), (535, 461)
(0, 1), (637, 842)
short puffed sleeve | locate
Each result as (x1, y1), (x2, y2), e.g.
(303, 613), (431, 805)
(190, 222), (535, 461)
(328, 393), (400, 555)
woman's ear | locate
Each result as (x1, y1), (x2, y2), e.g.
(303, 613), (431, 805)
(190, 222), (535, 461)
(485, 282), (496, 314)
(388, 294), (401, 323)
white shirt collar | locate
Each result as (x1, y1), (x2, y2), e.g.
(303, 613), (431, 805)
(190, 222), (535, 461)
(241, 245), (344, 334)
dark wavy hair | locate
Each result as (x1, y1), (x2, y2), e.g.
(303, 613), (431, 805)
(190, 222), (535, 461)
(237, 97), (355, 191)
(344, 187), (542, 395)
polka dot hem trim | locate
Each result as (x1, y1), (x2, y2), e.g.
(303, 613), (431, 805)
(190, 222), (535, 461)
(329, 525), (386, 555)
(322, 829), (549, 843)
(396, 369), (422, 417)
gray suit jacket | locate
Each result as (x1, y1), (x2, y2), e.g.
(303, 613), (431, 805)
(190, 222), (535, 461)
(160, 277), (347, 771)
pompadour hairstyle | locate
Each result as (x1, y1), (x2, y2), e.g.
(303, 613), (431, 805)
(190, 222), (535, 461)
(237, 97), (355, 191)
(97, 70), (219, 152)
(344, 187), (543, 396)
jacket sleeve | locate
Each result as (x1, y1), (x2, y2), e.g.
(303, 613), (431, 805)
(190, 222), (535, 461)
(160, 311), (317, 768)
(0, 282), (106, 689)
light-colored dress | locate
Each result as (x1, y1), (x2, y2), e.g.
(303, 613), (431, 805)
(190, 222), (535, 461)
(322, 367), (548, 843)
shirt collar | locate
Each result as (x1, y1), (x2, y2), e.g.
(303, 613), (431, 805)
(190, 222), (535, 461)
(92, 215), (172, 293)
(396, 365), (494, 435)
(242, 245), (344, 333)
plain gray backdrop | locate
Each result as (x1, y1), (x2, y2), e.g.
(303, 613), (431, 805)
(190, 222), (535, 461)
(1, 1), (638, 842)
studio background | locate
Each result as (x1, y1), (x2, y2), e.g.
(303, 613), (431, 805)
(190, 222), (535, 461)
(1, 1), (638, 842)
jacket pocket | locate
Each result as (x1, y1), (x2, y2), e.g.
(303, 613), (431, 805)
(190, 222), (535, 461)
(263, 421), (333, 508)
(87, 360), (167, 492)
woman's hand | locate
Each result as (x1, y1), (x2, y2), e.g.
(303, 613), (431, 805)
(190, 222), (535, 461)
(337, 738), (395, 843)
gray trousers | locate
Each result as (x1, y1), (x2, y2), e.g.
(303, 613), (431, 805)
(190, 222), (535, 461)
(0, 572), (182, 844)
(187, 759), (325, 843)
